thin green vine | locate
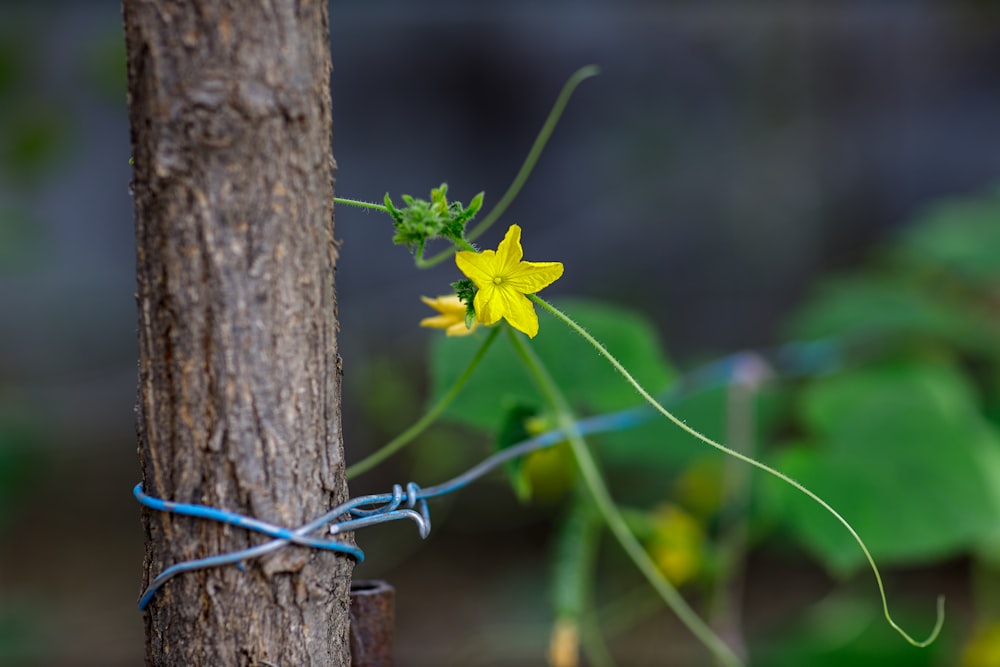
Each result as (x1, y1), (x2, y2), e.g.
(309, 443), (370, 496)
(530, 294), (946, 648)
(345, 326), (501, 479)
(333, 197), (388, 213)
(507, 327), (745, 667)
(419, 65), (600, 268)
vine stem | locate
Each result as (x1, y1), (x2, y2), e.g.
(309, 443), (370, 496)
(506, 327), (744, 667)
(420, 65), (600, 268)
(334, 197), (388, 212)
(345, 327), (501, 479)
(709, 376), (757, 664)
(530, 295), (946, 648)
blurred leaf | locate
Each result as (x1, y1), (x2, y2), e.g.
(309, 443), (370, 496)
(404, 424), (483, 488)
(82, 28), (127, 104)
(761, 363), (1000, 573)
(644, 503), (706, 586)
(430, 299), (676, 431)
(358, 356), (422, 435)
(673, 456), (724, 518)
(896, 193), (1000, 285)
(0, 415), (45, 530)
(790, 190), (1000, 365)
(594, 392), (729, 508)
(788, 276), (995, 355)
(597, 383), (786, 506)
(599, 387), (730, 466)
(0, 205), (44, 272)
(521, 442), (575, 505)
(0, 31), (27, 101)
(752, 590), (949, 667)
(494, 400), (541, 502)
(0, 600), (47, 664)
(0, 24), (74, 185)
(960, 621), (1000, 667)
(1, 102), (73, 185)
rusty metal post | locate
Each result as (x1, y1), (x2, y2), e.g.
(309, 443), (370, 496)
(350, 580), (395, 666)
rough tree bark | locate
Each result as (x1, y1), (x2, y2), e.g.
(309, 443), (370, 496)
(123, 1), (353, 664)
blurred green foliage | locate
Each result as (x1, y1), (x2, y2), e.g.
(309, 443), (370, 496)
(752, 590), (950, 667)
(0, 411), (48, 660)
(0, 204), (43, 272)
(0, 23), (68, 276)
(760, 362), (1000, 572)
(0, 413), (45, 531)
(423, 188), (1000, 661)
(773, 189), (1000, 573)
(82, 25), (127, 105)
(0, 17), (126, 276)
(0, 27), (72, 187)
(0, 599), (47, 665)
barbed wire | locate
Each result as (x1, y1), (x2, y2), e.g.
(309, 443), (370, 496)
(135, 339), (841, 610)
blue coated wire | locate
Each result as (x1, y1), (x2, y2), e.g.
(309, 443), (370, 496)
(135, 338), (842, 610)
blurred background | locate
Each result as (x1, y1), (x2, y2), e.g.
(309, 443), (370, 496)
(2, 1), (1000, 665)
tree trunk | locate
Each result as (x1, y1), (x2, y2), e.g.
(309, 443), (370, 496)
(123, 1), (353, 665)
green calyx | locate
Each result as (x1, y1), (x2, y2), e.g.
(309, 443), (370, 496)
(451, 278), (479, 327)
(385, 183), (484, 258)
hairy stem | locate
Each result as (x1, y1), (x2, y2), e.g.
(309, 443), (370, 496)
(531, 295), (945, 648)
(333, 197), (388, 212)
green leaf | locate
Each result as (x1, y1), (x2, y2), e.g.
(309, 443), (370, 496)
(0, 102), (72, 185)
(467, 191), (485, 217)
(494, 400), (541, 502)
(787, 276), (995, 356)
(752, 589), (949, 667)
(429, 299), (676, 431)
(761, 362), (1000, 573)
(896, 193), (1000, 284)
(595, 383), (787, 509)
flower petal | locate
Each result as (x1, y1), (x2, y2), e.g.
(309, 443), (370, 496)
(446, 320), (477, 336)
(504, 260), (564, 294)
(421, 314), (458, 329)
(473, 283), (503, 326)
(456, 249), (498, 289)
(456, 224), (563, 337)
(494, 224), (524, 275)
(500, 291), (540, 338)
(421, 294), (465, 315)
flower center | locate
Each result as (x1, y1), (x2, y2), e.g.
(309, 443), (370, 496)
(493, 276), (503, 285)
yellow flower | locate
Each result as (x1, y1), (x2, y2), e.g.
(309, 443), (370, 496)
(547, 618), (580, 667)
(961, 621), (1000, 667)
(646, 504), (705, 586)
(455, 224), (564, 338)
(420, 295), (478, 336)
